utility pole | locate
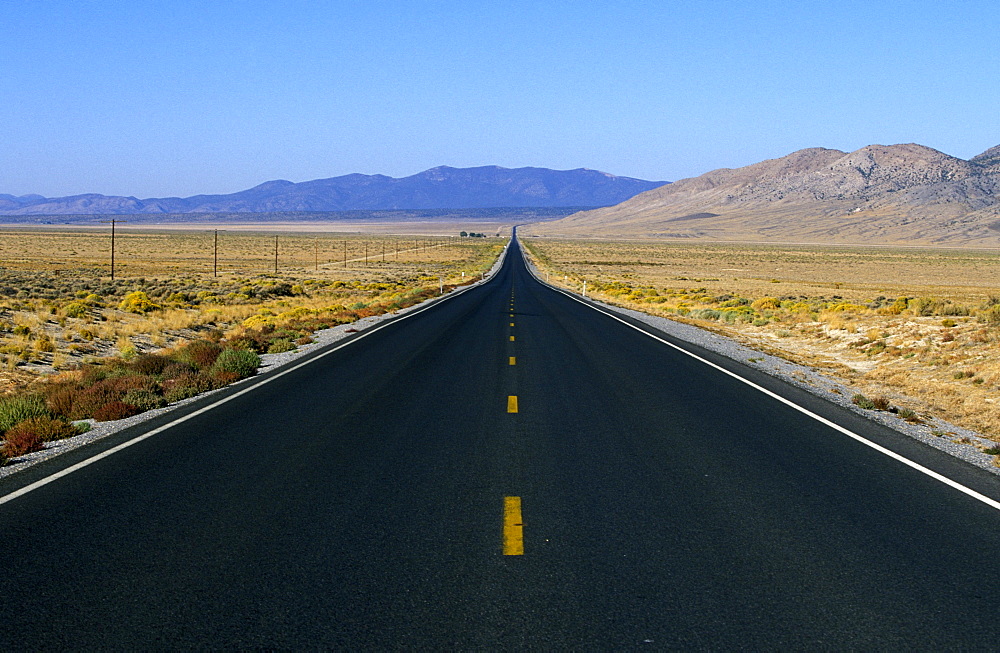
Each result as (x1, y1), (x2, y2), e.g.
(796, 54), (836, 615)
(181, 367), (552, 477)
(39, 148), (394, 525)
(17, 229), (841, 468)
(315, 241), (319, 271)
(382, 242), (385, 263)
(364, 242), (368, 266)
(344, 241), (348, 268)
(274, 235), (279, 274)
(99, 218), (126, 280)
(214, 229), (219, 277)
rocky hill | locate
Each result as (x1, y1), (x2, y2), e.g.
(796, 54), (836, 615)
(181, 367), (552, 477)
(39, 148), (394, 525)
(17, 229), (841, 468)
(0, 166), (666, 216)
(524, 144), (1000, 246)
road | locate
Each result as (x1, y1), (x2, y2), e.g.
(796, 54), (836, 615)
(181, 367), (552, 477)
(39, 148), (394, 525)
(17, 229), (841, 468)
(3, 234), (1000, 648)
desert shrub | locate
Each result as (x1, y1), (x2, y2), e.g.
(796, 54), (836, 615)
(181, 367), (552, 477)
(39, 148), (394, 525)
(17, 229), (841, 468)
(225, 333), (270, 354)
(296, 336), (314, 346)
(267, 338), (296, 354)
(897, 407), (921, 423)
(871, 396), (892, 411)
(67, 375), (157, 420)
(80, 364), (110, 386)
(161, 361), (195, 380)
(121, 389), (167, 412)
(118, 291), (159, 314)
(162, 371), (218, 403)
(978, 304), (1000, 325)
(35, 335), (56, 353)
(0, 394), (51, 434)
(852, 393), (876, 410)
(751, 297), (781, 311)
(130, 353), (171, 376)
(178, 340), (223, 370)
(5, 416), (79, 444)
(63, 302), (88, 318)
(1, 427), (44, 458)
(211, 348), (260, 379)
(164, 384), (200, 403)
(43, 383), (79, 418)
(942, 319), (957, 328)
(211, 370), (241, 386)
(93, 401), (140, 422)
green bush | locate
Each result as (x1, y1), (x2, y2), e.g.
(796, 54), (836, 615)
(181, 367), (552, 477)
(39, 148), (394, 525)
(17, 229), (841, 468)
(266, 338), (296, 354)
(211, 348), (261, 379)
(852, 393), (876, 410)
(0, 395), (51, 434)
(162, 371), (218, 403)
(122, 389), (167, 412)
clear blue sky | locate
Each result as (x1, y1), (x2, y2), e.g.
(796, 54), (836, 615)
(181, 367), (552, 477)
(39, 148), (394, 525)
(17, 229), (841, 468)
(2, 0), (998, 198)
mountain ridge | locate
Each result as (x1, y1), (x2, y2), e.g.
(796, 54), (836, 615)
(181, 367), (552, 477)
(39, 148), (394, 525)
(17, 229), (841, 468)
(525, 143), (1000, 246)
(0, 166), (666, 216)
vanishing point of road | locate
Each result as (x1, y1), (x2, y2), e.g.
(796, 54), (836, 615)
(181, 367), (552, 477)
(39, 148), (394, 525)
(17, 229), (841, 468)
(3, 234), (1000, 648)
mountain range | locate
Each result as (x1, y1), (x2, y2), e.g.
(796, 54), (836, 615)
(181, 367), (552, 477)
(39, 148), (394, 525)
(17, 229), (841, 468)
(0, 166), (666, 216)
(525, 144), (1000, 246)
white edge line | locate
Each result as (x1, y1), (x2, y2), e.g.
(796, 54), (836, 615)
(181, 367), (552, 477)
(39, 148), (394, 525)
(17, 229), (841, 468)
(520, 243), (1000, 513)
(0, 253), (504, 507)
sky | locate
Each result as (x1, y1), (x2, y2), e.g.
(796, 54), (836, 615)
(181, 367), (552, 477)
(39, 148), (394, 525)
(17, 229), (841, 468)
(2, 0), (998, 198)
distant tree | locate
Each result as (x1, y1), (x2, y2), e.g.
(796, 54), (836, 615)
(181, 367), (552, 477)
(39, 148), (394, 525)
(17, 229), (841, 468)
(459, 231), (468, 237)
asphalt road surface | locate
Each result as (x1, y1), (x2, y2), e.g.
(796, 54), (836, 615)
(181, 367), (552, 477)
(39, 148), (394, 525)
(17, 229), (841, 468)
(3, 235), (1000, 649)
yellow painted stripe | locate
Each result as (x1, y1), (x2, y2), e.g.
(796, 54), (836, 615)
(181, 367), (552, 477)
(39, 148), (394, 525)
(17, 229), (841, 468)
(507, 395), (518, 413)
(509, 356), (516, 365)
(510, 322), (514, 327)
(503, 496), (524, 555)
(509, 335), (515, 341)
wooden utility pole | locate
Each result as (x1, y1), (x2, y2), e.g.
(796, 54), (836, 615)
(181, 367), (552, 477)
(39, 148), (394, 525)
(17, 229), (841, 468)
(364, 242), (368, 266)
(274, 235), (279, 274)
(213, 229), (219, 277)
(382, 242), (385, 263)
(315, 241), (319, 271)
(99, 219), (126, 280)
(344, 241), (348, 268)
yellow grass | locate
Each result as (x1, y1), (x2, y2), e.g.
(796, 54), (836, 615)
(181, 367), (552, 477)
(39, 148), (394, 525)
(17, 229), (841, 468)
(0, 228), (504, 393)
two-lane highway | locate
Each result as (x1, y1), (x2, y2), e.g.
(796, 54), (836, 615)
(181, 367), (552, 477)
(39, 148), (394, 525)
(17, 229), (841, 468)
(3, 236), (1000, 648)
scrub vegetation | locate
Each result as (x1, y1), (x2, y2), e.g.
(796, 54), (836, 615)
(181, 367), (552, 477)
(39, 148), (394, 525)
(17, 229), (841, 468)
(523, 237), (1000, 459)
(0, 228), (503, 464)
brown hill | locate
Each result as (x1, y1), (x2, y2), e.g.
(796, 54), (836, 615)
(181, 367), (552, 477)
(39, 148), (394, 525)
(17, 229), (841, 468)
(524, 144), (1000, 246)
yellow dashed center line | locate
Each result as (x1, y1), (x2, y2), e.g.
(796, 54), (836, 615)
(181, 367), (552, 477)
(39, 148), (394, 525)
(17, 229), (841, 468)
(510, 322), (515, 327)
(509, 356), (516, 365)
(509, 335), (515, 341)
(507, 395), (518, 413)
(503, 496), (524, 555)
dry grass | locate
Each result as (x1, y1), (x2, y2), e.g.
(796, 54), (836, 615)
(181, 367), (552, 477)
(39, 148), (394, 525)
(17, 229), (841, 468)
(0, 228), (503, 394)
(523, 237), (1000, 444)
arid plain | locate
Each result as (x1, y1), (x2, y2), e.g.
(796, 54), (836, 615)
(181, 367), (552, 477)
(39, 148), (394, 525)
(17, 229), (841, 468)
(0, 225), (504, 388)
